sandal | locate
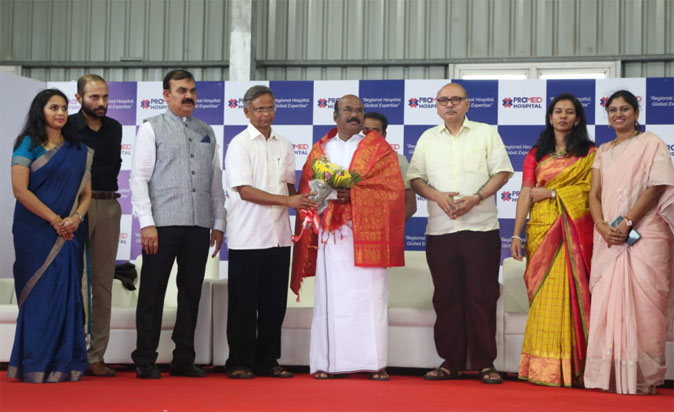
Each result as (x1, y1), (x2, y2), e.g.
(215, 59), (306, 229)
(480, 367), (503, 384)
(314, 372), (332, 380)
(370, 370), (390, 381)
(423, 366), (463, 381)
(226, 367), (254, 379)
(264, 366), (294, 378)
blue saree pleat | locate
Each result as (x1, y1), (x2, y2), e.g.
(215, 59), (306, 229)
(8, 142), (91, 383)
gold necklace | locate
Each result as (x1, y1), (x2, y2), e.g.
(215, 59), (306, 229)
(551, 149), (567, 158)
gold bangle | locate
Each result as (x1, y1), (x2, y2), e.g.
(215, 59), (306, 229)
(51, 215), (62, 226)
(594, 220), (607, 228)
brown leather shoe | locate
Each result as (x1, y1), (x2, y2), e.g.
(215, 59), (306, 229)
(87, 362), (116, 377)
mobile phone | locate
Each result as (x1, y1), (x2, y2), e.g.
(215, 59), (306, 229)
(610, 216), (623, 227)
(626, 229), (641, 246)
(610, 216), (641, 245)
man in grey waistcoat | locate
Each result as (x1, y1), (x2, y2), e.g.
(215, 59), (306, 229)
(130, 69), (225, 379)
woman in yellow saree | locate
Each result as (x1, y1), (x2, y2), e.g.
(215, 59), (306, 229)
(511, 93), (596, 387)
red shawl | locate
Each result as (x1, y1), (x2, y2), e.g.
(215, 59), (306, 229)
(290, 128), (405, 297)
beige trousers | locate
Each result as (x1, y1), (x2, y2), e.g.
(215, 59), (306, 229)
(82, 198), (121, 364)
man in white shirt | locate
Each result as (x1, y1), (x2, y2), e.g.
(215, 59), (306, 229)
(224, 85), (316, 379)
(130, 69), (225, 379)
(407, 82), (513, 384)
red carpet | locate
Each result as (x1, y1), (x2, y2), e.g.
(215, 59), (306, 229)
(1, 371), (672, 411)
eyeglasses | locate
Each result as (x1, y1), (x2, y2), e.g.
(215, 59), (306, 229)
(340, 106), (365, 115)
(436, 96), (466, 106)
(252, 107), (275, 114)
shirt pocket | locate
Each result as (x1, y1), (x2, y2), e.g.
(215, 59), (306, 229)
(464, 147), (488, 175)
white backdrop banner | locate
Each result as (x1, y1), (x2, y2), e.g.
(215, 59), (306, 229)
(41, 78), (673, 268)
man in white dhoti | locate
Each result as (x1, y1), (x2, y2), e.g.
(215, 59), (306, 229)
(291, 95), (406, 381)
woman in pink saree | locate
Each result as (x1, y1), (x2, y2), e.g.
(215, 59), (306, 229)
(585, 90), (674, 395)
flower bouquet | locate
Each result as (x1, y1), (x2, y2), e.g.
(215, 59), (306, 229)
(292, 157), (361, 242)
(310, 157), (362, 213)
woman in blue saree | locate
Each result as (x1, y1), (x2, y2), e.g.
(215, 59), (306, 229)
(8, 89), (92, 383)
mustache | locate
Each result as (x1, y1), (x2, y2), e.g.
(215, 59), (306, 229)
(182, 98), (195, 105)
(347, 117), (361, 123)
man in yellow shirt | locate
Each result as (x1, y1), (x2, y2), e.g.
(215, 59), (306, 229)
(407, 82), (513, 384)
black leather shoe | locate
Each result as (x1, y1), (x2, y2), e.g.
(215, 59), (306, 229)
(136, 363), (161, 379)
(170, 363), (207, 378)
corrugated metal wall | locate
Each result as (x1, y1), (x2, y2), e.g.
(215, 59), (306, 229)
(1, 0), (672, 81)
(0, 0), (232, 81)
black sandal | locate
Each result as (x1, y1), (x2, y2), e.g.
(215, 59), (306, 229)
(370, 370), (390, 381)
(480, 367), (503, 384)
(264, 366), (294, 378)
(423, 366), (463, 381)
(226, 367), (254, 379)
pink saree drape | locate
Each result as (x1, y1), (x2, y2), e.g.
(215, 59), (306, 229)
(584, 132), (674, 394)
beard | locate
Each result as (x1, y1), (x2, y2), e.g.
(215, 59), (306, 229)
(82, 102), (107, 119)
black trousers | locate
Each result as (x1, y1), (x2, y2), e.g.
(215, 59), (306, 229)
(225, 247), (290, 373)
(426, 230), (501, 371)
(131, 226), (210, 365)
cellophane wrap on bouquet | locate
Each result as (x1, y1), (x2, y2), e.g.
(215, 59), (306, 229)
(291, 157), (361, 242)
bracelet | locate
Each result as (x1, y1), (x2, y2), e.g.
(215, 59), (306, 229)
(594, 220), (607, 228)
(73, 211), (84, 222)
(511, 235), (523, 241)
(475, 191), (485, 201)
(51, 215), (62, 226)
(623, 215), (633, 227)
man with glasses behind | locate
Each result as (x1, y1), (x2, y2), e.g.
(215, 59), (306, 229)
(223, 85), (316, 379)
(407, 83), (513, 384)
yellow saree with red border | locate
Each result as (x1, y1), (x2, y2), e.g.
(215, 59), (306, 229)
(518, 147), (596, 387)
(290, 128), (405, 297)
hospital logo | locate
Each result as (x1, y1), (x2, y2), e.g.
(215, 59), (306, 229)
(408, 97), (436, 109)
(501, 97), (543, 109)
(500, 191), (520, 201)
(121, 143), (132, 156)
(316, 97), (338, 109)
(293, 143), (310, 156)
(228, 99), (239, 108)
(139, 98), (166, 110)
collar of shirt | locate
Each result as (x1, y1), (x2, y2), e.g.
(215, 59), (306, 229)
(326, 131), (364, 145)
(442, 116), (475, 138)
(73, 110), (111, 131)
(166, 109), (191, 123)
(245, 123), (279, 141)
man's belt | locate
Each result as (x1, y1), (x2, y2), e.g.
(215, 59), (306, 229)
(91, 191), (121, 200)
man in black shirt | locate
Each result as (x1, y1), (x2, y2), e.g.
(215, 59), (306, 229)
(70, 74), (122, 377)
